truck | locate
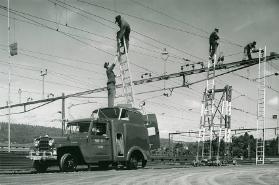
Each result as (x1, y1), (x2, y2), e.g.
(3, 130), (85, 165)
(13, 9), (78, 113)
(28, 106), (160, 172)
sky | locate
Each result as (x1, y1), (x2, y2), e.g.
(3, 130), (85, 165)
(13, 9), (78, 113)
(0, 0), (278, 140)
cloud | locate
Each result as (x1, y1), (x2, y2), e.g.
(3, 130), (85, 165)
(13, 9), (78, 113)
(268, 96), (279, 106)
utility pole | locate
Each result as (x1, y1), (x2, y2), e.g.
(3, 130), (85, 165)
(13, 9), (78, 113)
(18, 88), (22, 103)
(277, 116), (279, 155)
(7, 0), (11, 153)
(273, 114), (279, 155)
(161, 48), (169, 96)
(61, 93), (65, 136)
(40, 69), (47, 99)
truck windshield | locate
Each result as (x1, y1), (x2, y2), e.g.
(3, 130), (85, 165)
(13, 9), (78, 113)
(66, 121), (90, 134)
(98, 108), (120, 119)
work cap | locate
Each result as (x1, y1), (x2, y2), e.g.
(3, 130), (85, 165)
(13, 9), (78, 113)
(115, 15), (121, 23)
(104, 62), (109, 68)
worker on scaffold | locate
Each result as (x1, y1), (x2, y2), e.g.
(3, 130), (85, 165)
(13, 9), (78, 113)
(243, 41), (257, 60)
(115, 15), (131, 54)
(209, 28), (220, 60)
(104, 62), (116, 107)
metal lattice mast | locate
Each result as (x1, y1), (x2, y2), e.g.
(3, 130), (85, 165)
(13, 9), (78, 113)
(196, 51), (233, 162)
(256, 46), (266, 165)
(117, 37), (135, 107)
(198, 54), (217, 160)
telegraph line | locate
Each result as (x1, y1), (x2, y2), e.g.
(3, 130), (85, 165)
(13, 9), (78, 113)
(0, 10), (184, 73)
(78, 0), (244, 49)
(1, 2), (278, 110)
(0, 7), (162, 55)
(0, 59), (97, 88)
(130, 0), (209, 34)
(47, 0), (207, 61)
(77, 0), (208, 39)
(1, 54), (278, 111)
(0, 71), (89, 91)
(0, 47), (104, 88)
(130, 0), (244, 48)
(0, 5), (114, 56)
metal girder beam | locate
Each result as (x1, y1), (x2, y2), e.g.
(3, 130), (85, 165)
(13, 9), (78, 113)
(0, 54), (278, 110)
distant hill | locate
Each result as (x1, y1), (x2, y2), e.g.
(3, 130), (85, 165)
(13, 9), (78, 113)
(0, 122), (62, 144)
(0, 122), (174, 146)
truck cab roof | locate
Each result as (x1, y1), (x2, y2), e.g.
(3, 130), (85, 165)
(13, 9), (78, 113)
(67, 107), (145, 126)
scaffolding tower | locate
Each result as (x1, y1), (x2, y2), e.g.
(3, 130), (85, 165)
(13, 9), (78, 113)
(117, 37), (135, 107)
(256, 46), (266, 165)
(197, 54), (232, 162)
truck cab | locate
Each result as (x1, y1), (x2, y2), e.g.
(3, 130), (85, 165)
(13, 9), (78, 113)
(28, 106), (152, 172)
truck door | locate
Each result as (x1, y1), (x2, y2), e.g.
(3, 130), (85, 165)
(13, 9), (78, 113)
(143, 114), (160, 150)
(85, 121), (112, 163)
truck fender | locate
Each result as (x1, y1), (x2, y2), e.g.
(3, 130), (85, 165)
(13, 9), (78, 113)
(126, 146), (148, 161)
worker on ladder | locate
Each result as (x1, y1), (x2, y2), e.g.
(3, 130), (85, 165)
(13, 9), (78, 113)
(115, 15), (131, 54)
(243, 41), (257, 60)
(209, 28), (220, 60)
(104, 62), (116, 107)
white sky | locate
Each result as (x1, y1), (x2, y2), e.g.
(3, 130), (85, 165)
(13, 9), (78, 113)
(0, 0), (278, 139)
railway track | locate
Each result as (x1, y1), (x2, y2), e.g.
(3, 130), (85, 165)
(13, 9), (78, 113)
(1, 149), (279, 174)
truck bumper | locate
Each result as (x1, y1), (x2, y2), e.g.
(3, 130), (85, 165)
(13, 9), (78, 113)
(28, 150), (57, 161)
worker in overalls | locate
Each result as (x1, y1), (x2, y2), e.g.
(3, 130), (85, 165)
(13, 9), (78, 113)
(115, 15), (131, 54)
(243, 41), (257, 60)
(209, 28), (220, 60)
(104, 62), (116, 107)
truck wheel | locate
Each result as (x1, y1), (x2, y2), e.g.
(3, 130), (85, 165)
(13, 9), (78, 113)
(142, 160), (147, 168)
(60, 153), (77, 172)
(127, 155), (138, 170)
(33, 160), (48, 173)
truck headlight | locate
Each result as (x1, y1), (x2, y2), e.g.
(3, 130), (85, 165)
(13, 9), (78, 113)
(53, 149), (57, 155)
(34, 139), (39, 147)
(49, 139), (55, 146)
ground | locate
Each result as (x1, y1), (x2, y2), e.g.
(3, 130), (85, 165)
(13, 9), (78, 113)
(0, 165), (278, 185)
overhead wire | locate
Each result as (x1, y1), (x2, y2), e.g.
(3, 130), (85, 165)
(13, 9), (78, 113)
(77, 0), (209, 39)
(0, 1), (255, 114)
(0, 58), (98, 88)
(0, 45), (106, 85)
(47, 0), (207, 62)
(0, 9), (184, 73)
(129, 0), (244, 48)
(0, 5), (114, 56)
(0, 70), (89, 90)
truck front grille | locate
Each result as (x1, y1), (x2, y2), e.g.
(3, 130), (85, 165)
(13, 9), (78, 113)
(39, 138), (50, 151)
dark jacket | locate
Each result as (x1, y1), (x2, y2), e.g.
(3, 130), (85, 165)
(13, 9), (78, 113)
(209, 31), (219, 44)
(106, 63), (116, 84)
(244, 43), (256, 51)
(118, 18), (130, 40)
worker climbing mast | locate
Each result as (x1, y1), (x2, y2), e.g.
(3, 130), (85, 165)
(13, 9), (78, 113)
(115, 15), (135, 107)
(196, 28), (232, 163)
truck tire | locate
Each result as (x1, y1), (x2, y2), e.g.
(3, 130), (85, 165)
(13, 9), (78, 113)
(60, 153), (77, 172)
(127, 154), (138, 170)
(142, 159), (147, 168)
(33, 160), (48, 173)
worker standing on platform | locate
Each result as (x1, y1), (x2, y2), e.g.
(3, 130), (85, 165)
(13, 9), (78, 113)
(104, 62), (116, 107)
(209, 28), (220, 60)
(243, 41), (257, 60)
(115, 15), (131, 54)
